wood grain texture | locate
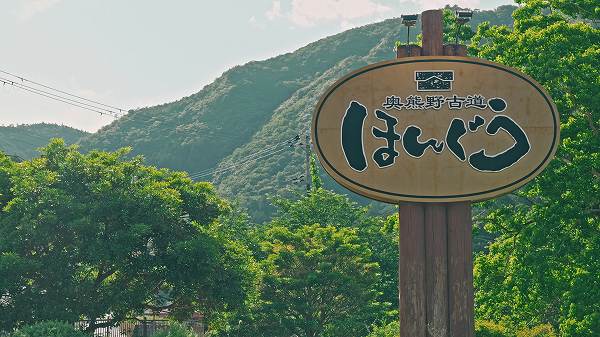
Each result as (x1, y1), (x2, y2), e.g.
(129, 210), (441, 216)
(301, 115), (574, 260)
(447, 202), (474, 337)
(396, 45), (422, 58)
(425, 204), (449, 337)
(421, 17), (448, 337)
(443, 44), (468, 56)
(399, 203), (426, 337)
(421, 10), (443, 56)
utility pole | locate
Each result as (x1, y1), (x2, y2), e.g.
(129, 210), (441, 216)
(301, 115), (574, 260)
(305, 131), (312, 193)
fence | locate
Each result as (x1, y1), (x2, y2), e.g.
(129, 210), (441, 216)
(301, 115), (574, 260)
(75, 319), (205, 337)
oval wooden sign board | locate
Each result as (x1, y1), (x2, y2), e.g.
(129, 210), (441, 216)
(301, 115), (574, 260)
(312, 56), (559, 203)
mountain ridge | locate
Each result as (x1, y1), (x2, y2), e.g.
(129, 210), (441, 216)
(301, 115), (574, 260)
(0, 123), (88, 159)
(6, 6), (517, 220)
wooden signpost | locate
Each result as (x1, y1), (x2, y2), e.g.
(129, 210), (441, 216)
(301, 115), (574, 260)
(311, 9), (559, 337)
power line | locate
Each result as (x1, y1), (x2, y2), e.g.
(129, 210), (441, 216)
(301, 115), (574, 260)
(190, 145), (289, 180)
(0, 76), (122, 117)
(0, 69), (126, 112)
(193, 146), (290, 180)
(1, 79), (118, 117)
(189, 141), (290, 178)
(191, 146), (292, 181)
(188, 135), (300, 178)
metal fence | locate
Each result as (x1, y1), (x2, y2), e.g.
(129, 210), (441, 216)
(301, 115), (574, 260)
(75, 319), (205, 337)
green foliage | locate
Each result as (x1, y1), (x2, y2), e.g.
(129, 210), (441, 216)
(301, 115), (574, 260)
(208, 188), (396, 337)
(309, 154), (323, 190)
(366, 321), (399, 337)
(476, 320), (510, 337)
(10, 321), (88, 337)
(0, 124), (87, 160)
(516, 324), (557, 337)
(365, 320), (556, 337)
(257, 223), (384, 337)
(270, 188), (398, 306)
(270, 188), (369, 230)
(152, 322), (196, 337)
(0, 140), (256, 331)
(471, 1), (600, 336)
(442, 8), (475, 44)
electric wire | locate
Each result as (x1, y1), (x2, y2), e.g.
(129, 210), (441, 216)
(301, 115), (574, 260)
(188, 135), (300, 178)
(0, 77), (122, 117)
(191, 146), (292, 181)
(189, 142), (288, 178)
(0, 69), (126, 112)
(188, 134), (300, 178)
(189, 144), (290, 179)
(192, 146), (289, 180)
(0, 79), (118, 117)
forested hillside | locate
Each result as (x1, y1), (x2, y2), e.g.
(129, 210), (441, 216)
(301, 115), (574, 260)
(75, 5), (516, 220)
(1, 2), (597, 336)
(0, 123), (88, 159)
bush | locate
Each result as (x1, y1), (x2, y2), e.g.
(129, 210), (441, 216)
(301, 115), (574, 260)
(366, 321), (398, 337)
(152, 323), (196, 337)
(10, 321), (88, 337)
(475, 320), (510, 337)
(516, 324), (556, 337)
(366, 320), (516, 337)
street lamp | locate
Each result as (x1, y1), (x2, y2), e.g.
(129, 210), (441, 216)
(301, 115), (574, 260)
(401, 14), (419, 45)
(454, 10), (473, 44)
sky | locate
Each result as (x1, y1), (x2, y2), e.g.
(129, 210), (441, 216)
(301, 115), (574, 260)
(0, 0), (514, 132)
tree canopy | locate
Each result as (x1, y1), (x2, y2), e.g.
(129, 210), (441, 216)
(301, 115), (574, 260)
(470, 1), (599, 336)
(0, 140), (256, 331)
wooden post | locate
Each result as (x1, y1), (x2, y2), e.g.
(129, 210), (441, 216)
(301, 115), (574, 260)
(398, 9), (474, 337)
(444, 44), (473, 337)
(399, 203), (426, 337)
(424, 203), (448, 337)
(421, 10), (444, 56)
(396, 45), (422, 58)
(447, 203), (474, 337)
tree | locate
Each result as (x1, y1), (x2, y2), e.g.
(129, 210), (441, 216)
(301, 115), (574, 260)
(208, 188), (397, 337)
(258, 224), (385, 337)
(470, 1), (599, 336)
(366, 321), (399, 337)
(9, 321), (88, 337)
(0, 140), (256, 331)
(270, 188), (399, 307)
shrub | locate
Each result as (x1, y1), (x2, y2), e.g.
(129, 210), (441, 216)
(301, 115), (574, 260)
(475, 320), (511, 337)
(366, 321), (398, 337)
(152, 323), (196, 337)
(516, 324), (556, 337)
(10, 321), (88, 337)
(366, 320), (520, 337)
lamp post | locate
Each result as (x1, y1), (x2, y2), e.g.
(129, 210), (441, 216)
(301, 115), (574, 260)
(454, 10), (473, 44)
(401, 14), (418, 46)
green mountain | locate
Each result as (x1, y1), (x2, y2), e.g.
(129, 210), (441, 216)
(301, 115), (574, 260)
(74, 6), (517, 220)
(0, 123), (88, 160)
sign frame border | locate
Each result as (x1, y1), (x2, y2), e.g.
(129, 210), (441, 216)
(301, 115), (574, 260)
(312, 56), (560, 203)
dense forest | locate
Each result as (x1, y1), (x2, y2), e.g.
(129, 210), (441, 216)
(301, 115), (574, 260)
(0, 1), (598, 336)
(0, 123), (87, 160)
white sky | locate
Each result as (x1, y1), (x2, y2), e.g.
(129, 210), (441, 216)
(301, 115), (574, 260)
(0, 0), (513, 132)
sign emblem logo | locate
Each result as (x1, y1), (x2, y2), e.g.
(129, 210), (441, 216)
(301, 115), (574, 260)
(415, 70), (454, 91)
